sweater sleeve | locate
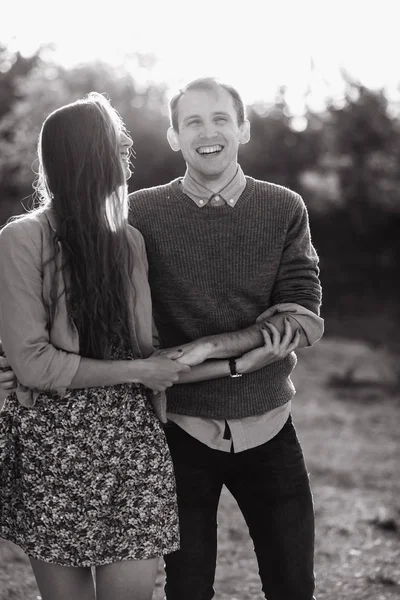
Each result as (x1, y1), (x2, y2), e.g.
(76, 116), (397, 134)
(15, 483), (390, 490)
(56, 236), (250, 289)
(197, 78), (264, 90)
(0, 220), (81, 390)
(271, 195), (322, 315)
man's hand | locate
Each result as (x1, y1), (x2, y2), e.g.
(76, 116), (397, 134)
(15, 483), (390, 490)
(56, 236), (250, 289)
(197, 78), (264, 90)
(236, 319), (300, 374)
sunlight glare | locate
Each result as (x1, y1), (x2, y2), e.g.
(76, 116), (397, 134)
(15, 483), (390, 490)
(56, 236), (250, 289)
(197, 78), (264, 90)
(1, 0), (399, 114)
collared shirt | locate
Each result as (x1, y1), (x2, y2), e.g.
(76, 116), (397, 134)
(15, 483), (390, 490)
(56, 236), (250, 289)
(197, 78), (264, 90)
(181, 165), (246, 208)
(168, 401), (292, 453)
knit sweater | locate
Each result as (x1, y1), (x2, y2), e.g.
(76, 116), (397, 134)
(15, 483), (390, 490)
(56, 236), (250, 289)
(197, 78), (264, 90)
(129, 176), (322, 419)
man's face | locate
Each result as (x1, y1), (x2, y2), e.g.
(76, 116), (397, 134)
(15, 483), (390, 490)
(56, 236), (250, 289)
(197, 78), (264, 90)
(169, 87), (249, 180)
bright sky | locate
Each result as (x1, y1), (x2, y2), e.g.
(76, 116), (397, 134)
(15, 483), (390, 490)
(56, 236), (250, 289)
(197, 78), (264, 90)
(1, 0), (399, 115)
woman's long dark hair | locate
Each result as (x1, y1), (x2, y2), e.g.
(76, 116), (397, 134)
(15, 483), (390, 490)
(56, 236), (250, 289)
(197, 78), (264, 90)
(37, 92), (135, 359)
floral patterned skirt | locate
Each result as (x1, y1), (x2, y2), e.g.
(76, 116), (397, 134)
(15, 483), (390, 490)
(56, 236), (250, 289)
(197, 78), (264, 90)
(0, 381), (179, 567)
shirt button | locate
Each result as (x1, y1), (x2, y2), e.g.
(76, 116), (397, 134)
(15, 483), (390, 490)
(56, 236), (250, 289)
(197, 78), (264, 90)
(199, 200), (204, 205)
(229, 199), (234, 204)
(214, 195), (220, 201)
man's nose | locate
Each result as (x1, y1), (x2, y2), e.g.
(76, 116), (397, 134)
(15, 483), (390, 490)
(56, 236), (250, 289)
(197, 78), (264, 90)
(199, 122), (218, 138)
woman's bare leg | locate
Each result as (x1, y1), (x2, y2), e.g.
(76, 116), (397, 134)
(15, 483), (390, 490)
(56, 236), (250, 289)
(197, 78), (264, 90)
(30, 557), (95, 600)
(96, 557), (159, 600)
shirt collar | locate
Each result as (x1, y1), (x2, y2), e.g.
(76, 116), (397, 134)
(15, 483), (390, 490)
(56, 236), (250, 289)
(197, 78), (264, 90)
(41, 206), (57, 233)
(181, 165), (246, 208)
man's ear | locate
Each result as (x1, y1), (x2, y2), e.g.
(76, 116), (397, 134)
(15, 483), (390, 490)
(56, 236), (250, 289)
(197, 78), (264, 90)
(167, 127), (181, 152)
(239, 119), (251, 145)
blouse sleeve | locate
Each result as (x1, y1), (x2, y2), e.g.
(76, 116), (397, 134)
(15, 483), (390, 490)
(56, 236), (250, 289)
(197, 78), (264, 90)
(0, 220), (80, 390)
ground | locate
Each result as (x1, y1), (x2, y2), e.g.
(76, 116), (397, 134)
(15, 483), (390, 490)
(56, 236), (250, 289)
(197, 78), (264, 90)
(1, 336), (399, 600)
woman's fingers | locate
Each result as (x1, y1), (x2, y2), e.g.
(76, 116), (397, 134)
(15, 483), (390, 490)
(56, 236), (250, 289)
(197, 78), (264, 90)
(264, 319), (301, 357)
(264, 322), (280, 352)
(0, 356), (11, 370)
(0, 368), (17, 389)
(286, 328), (301, 353)
(280, 317), (294, 349)
(260, 327), (273, 347)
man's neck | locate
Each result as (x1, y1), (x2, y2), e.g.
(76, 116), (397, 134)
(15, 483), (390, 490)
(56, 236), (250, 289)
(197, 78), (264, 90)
(186, 163), (239, 194)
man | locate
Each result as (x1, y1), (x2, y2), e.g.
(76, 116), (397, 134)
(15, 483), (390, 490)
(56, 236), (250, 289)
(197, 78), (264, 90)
(128, 77), (322, 600)
(1, 78), (323, 599)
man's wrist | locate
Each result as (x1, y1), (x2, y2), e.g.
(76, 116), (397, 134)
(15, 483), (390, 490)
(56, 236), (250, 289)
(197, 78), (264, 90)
(235, 356), (245, 374)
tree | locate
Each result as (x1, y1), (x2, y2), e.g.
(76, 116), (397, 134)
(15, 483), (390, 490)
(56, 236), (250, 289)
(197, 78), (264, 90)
(240, 86), (323, 193)
(327, 74), (400, 231)
(0, 49), (182, 223)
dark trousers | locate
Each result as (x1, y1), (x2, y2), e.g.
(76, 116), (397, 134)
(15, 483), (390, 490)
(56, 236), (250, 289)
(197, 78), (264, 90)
(163, 415), (316, 600)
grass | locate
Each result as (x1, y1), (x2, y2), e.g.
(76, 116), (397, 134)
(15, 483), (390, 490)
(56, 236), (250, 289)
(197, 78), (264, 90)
(1, 336), (400, 600)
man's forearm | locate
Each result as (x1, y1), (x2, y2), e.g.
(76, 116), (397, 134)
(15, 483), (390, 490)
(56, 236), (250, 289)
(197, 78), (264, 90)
(201, 314), (306, 360)
(200, 324), (265, 359)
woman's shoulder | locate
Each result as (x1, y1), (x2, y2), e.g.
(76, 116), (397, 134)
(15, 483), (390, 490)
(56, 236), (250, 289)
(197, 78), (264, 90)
(0, 208), (52, 254)
(1, 208), (50, 237)
(126, 224), (148, 269)
(126, 223), (145, 247)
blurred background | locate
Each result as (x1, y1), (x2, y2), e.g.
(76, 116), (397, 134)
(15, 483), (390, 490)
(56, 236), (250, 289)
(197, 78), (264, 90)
(1, 0), (398, 350)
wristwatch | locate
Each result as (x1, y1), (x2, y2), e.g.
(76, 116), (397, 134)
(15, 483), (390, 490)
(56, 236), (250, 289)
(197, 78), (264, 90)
(229, 358), (242, 378)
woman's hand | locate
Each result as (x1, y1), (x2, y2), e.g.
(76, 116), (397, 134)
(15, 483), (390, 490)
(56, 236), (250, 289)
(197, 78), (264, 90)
(236, 319), (301, 374)
(135, 356), (191, 392)
(155, 340), (214, 367)
(0, 356), (17, 391)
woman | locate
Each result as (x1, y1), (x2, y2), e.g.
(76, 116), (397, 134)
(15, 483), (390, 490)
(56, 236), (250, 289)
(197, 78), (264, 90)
(0, 93), (190, 600)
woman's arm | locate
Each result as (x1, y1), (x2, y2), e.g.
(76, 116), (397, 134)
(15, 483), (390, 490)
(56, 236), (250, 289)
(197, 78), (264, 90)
(70, 356), (189, 392)
(176, 359), (231, 383)
(0, 221), (82, 390)
(0, 351), (190, 394)
(0, 221), (188, 393)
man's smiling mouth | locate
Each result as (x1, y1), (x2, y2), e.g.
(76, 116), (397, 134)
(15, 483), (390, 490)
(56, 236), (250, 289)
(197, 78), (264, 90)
(196, 144), (224, 156)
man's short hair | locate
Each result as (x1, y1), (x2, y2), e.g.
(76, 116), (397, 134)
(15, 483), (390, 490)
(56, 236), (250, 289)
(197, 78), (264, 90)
(169, 77), (246, 131)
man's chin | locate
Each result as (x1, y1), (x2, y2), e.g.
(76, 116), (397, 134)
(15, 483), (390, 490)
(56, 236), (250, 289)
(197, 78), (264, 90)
(193, 161), (227, 177)
(198, 168), (226, 180)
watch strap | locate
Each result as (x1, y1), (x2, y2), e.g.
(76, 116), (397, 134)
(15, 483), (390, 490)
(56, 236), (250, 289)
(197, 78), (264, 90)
(229, 358), (242, 378)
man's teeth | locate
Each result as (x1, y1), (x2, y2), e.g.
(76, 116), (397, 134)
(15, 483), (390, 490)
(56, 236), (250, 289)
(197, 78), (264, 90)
(197, 145), (223, 155)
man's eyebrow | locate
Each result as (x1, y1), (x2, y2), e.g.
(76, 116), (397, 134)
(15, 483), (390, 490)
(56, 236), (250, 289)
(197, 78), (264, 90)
(182, 111), (231, 124)
(183, 114), (202, 122)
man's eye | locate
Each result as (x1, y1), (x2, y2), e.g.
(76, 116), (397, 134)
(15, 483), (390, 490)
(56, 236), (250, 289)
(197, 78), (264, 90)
(188, 120), (200, 126)
(215, 117), (227, 122)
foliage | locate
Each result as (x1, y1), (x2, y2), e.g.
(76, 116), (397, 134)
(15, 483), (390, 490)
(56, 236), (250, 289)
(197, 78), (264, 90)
(0, 44), (399, 335)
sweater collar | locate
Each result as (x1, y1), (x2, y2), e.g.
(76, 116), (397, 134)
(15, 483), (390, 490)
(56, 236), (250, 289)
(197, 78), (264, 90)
(171, 175), (255, 208)
(181, 165), (246, 208)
